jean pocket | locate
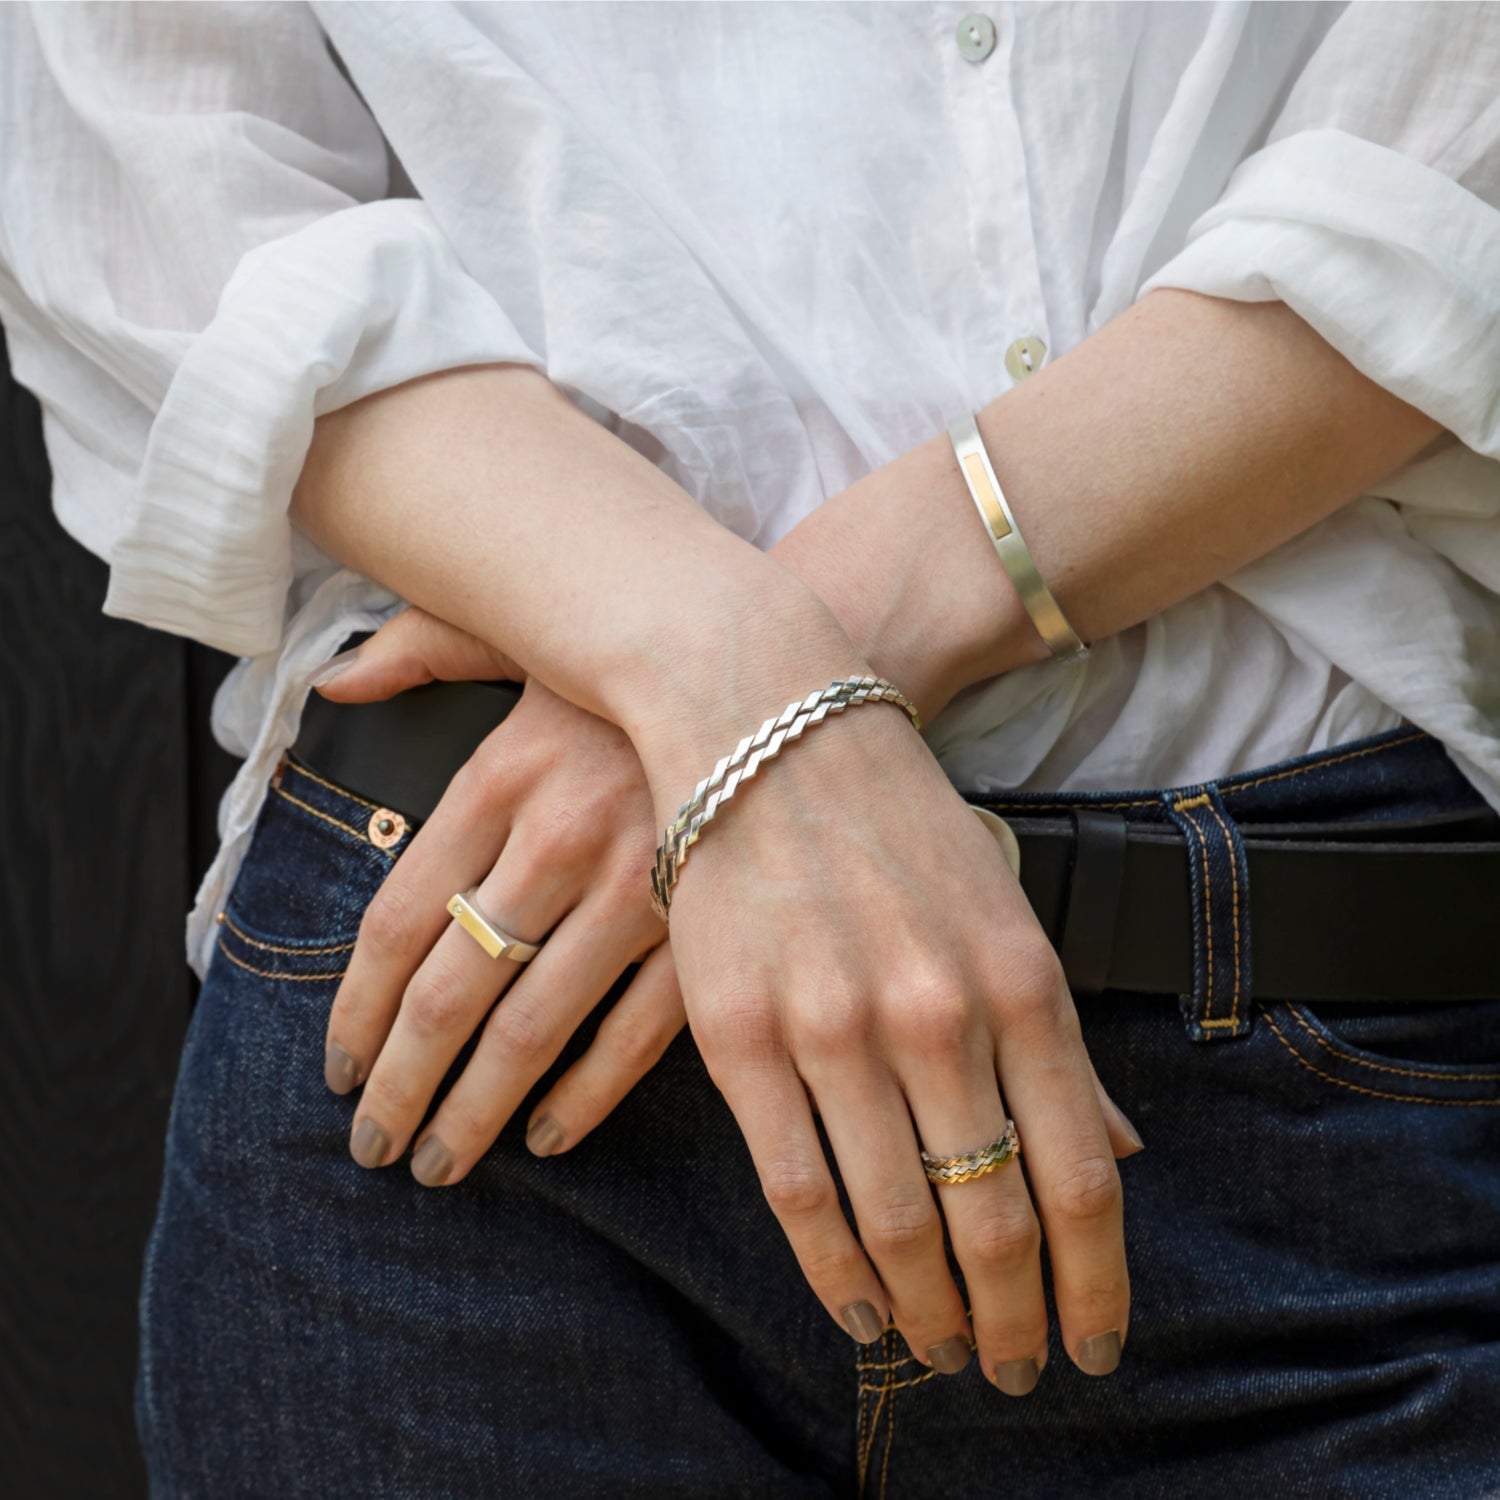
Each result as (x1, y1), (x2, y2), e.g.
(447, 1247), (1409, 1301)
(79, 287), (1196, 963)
(215, 759), (408, 974)
(1259, 997), (1500, 1108)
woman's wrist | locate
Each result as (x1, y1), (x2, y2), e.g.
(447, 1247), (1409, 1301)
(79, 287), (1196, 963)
(768, 419), (1052, 724)
(610, 558), (879, 823)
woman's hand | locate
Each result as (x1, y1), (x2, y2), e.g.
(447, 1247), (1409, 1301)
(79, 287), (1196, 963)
(638, 689), (1133, 1386)
(314, 607), (687, 1184)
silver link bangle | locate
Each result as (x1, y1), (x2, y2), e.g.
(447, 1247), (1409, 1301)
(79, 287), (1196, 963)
(649, 674), (921, 923)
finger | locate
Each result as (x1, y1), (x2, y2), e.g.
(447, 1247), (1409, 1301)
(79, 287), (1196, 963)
(797, 1033), (972, 1372)
(410, 893), (663, 1185)
(900, 1042), (1047, 1395)
(994, 963), (1130, 1377)
(712, 1038), (892, 1347)
(1092, 1064), (1145, 1159)
(523, 939), (684, 1158)
(324, 734), (526, 1093)
(314, 605), (516, 702)
(347, 834), (566, 1169)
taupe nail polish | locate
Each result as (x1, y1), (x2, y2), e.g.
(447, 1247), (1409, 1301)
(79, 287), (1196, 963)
(927, 1335), (973, 1375)
(992, 1357), (1041, 1397)
(310, 647), (361, 688)
(324, 1042), (361, 1094)
(350, 1118), (390, 1169)
(1076, 1330), (1123, 1376)
(526, 1116), (563, 1157)
(411, 1136), (453, 1187)
(841, 1301), (884, 1344)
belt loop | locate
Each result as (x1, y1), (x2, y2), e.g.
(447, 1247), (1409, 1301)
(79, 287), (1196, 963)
(1058, 810), (1129, 1001)
(1161, 782), (1254, 1042)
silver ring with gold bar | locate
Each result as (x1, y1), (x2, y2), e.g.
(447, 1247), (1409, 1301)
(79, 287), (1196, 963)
(446, 887), (543, 962)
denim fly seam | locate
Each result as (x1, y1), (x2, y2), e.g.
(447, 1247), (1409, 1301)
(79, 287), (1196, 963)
(857, 1318), (938, 1500)
(1162, 782), (1254, 1043)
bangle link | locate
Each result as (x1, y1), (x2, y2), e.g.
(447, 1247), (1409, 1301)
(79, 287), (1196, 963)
(649, 675), (920, 923)
(946, 409), (1089, 662)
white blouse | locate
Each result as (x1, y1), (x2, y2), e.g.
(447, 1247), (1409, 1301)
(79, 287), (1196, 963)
(2, 1), (1498, 981)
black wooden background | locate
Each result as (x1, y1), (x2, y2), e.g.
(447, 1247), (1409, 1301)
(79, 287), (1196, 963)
(0, 329), (241, 1497)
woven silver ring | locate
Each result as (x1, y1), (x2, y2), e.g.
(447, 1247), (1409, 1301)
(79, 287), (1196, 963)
(919, 1120), (1021, 1186)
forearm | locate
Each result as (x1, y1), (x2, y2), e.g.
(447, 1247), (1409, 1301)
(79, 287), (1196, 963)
(289, 363), (865, 802)
(770, 288), (1444, 721)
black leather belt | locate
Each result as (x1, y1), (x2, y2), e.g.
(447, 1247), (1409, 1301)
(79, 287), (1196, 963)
(292, 655), (1500, 1005)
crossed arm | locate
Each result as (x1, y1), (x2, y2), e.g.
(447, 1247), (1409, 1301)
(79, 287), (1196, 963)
(289, 286), (1440, 1383)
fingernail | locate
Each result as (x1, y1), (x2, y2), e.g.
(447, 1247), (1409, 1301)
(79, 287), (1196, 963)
(310, 647), (361, 688)
(1116, 1108), (1145, 1155)
(992, 1357), (1041, 1397)
(324, 1041), (361, 1094)
(526, 1116), (563, 1157)
(927, 1335), (973, 1375)
(350, 1117), (390, 1169)
(1076, 1330), (1122, 1376)
(411, 1136), (454, 1187)
(840, 1301), (885, 1344)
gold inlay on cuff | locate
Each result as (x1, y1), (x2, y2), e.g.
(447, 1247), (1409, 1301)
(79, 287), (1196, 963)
(962, 450), (1012, 541)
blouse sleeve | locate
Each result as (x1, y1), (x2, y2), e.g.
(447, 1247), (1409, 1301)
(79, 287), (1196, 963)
(0, 1), (545, 658)
(1137, 0), (1500, 463)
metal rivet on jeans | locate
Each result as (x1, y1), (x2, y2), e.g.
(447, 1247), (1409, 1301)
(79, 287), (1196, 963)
(367, 808), (406, 849)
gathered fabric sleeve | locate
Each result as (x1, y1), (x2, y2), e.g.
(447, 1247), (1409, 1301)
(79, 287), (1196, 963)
(1134, 0), (1500, 806)
(0, 1), (545, 658)
(1137, 0), (1500, 464)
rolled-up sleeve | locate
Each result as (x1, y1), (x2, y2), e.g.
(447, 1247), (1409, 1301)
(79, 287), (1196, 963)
(0, 1), (544, 658)
(1138, 0), (1500, 462)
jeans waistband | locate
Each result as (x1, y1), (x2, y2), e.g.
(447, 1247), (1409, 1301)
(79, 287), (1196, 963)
(972, 722), (1489, 828)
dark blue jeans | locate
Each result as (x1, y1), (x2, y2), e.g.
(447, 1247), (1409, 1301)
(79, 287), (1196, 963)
(136, 721), (1500, 1497)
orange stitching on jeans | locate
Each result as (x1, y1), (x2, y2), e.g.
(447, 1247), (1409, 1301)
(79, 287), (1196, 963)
(855, 1360), (868, 1492)
(1221, 730), (1428, 797)
(216, 937), (348, 983)
(1173, 797), (1215, 1023)
(1203, 797), (1244, 1028)
(219, 912), (357, 956)
(856, 1355), (921, 1372)
(977, 730), (1429, 815)
(1261, 1006), (1500, 1106)
(857, 1370), (939, 1394)
(282, 754), (384, 813)
(879, 1375), (895, 1500)
(856, 1324), (891, 1493)
(1285, 1003), (1500, 1082)
(273, 786), (396, 855)
(858, 1385), (885, 1493)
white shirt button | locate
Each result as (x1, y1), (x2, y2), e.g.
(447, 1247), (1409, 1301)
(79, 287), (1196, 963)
(1004, 335), (1047, 381)
(956, 13), (997, 63)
